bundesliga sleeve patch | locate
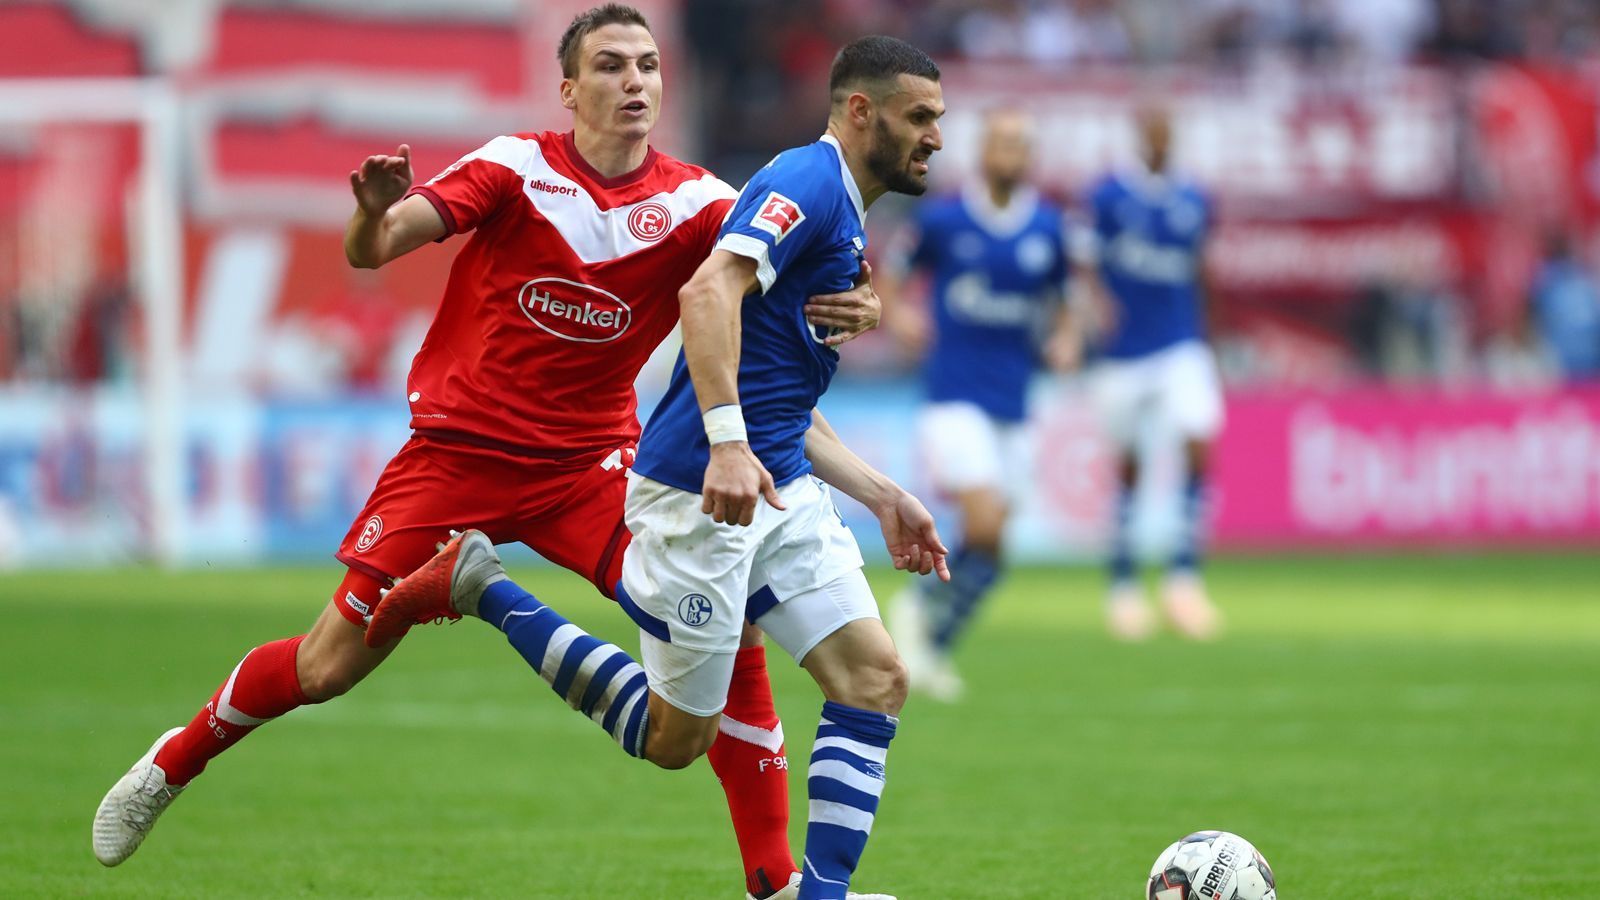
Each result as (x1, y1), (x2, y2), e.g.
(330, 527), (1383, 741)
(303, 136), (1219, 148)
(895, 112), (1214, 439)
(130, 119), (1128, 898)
(750, 191), (806, 243)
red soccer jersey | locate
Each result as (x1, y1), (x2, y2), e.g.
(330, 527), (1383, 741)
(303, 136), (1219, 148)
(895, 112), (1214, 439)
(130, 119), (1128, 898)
(404, 130), (736, 452)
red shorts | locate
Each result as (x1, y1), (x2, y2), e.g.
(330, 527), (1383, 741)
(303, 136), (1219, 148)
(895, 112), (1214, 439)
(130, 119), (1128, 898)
(332, 433), (634, 626)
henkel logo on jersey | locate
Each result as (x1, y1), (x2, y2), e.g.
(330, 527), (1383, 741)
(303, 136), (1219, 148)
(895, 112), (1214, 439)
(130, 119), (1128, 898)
(751, 191), (806, 243)
(519, 277), (633, 343)
(627, 202), (672, 241)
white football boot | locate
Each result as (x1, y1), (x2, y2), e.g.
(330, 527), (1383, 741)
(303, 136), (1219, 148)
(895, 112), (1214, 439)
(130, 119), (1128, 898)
(747, 871), (897, 900)
(1162, 571), (1221, 640)
(887, 589), (934, 685)
(93, 726), (186, 866)
(890, 589), (965, 702)
(921, 650), (966, 703)
(1107, 579), (1156, 641)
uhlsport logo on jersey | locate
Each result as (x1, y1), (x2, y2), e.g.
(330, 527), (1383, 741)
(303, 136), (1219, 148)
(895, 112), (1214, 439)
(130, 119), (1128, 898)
(677, 593), (713, 627)
(529, 178), (581, 198)
(355, 515), (383, 552)
(751, 191), (805, 243)
(518, 277), (633, 343)
(627, 202), (672, 242)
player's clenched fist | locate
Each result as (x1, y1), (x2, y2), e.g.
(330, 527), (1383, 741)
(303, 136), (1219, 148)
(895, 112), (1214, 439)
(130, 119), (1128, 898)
(349, 144), (414, 215)
(702, 442), (786, 526)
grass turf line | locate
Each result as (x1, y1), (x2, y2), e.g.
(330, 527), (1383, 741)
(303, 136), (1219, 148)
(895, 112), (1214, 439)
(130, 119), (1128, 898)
(1, 554), (1595, 898)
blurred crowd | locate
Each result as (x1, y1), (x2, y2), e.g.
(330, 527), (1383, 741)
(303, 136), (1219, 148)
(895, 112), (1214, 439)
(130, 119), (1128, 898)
(688, 0), (1600, 75)
(680, 0), (1600, 393)
(1345, 231), (1600, 390)
(686, 0), (1600, 177)
(5, 0), (1600, 393)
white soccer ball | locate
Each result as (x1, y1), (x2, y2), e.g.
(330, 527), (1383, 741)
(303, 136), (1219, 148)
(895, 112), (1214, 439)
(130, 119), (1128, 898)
(1146, 830), (1277, 900)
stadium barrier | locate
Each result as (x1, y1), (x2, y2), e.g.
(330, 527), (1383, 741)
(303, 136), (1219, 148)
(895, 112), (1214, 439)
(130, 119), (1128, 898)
(4, 382), (1597, 568)
(1214, 386), (1600, 549)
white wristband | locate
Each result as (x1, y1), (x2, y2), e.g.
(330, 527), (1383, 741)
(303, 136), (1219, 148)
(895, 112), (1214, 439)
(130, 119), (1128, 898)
(703, 404), (748, 445)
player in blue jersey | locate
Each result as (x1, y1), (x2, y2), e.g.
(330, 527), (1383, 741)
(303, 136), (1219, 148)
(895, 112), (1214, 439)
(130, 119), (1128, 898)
(371, 36), (948, 900)
(879, 107), (1075, 700)
(1072, 105), (1223, 641)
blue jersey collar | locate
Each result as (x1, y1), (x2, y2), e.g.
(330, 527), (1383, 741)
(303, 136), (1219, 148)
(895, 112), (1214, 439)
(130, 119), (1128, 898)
(1118, 159), (1178, 200)
(820, 134), (866, 227)
(960, 182), (1039, 239)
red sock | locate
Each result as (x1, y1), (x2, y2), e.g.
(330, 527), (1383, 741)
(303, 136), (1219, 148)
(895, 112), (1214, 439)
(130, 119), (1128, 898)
(708, 644), (797, 898)
(153, 635), (312, 786)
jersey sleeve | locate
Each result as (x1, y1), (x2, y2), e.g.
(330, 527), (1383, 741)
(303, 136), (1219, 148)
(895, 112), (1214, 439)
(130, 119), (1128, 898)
(713, 155), (839, 295)
(684, 196), (737, 259)
(406, 136), (524, 237)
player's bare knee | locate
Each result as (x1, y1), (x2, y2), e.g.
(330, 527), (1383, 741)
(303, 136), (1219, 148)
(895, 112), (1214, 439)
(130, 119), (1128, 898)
(859, 652), (909, 715)
(875, 651), (910, 714)
(1118, 454), (1140, 486)
(959, 489), (1008, 552)
(832, 648), (908, 715)
(642, 696), (719, 770)
(964, 519), (1005, 555)
(645, 732), (714, 770)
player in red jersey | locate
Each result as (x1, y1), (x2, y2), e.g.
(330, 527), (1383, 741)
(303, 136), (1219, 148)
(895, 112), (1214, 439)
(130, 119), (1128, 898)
(93, 8), (886, 898)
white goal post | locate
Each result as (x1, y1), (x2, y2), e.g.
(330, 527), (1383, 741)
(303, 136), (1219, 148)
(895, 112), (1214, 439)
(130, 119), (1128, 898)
(0, 78), (186, 565)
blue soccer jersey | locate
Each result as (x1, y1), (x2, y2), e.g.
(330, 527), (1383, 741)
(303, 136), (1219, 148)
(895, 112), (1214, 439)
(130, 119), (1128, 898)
(1086, 170), (1211, 359)
(905, 184), (1067, 422)
(632, 135), (867, 493)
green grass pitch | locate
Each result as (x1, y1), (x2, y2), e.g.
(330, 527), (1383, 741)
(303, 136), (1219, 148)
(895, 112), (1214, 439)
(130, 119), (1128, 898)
(3, 554), (1597, 898)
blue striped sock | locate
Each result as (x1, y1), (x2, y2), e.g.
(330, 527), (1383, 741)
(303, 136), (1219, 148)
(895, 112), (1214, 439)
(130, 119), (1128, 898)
(1170, 473), (1207, 574)
(930, 546), (1000, 651)
(479, 580), (650, 758)
(799, 701), (896, 900)
(1108, 482), (1136, 585)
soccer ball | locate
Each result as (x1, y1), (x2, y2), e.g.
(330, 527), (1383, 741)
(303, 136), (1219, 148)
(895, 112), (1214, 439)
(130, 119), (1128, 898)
(1146, 830), (1277, 900)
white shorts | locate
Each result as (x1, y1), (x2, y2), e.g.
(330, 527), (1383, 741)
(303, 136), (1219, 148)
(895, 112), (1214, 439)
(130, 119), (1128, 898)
(916, 401), (1032, 500)
(1089, 340), (1224, 449)
(617, 472), (875, 716)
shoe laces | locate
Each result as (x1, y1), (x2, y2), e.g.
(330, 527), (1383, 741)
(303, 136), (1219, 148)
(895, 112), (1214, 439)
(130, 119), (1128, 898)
(122, 775), (180, 832)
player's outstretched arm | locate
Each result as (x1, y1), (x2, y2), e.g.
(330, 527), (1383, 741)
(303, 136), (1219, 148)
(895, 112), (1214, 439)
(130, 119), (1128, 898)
(803, 260), (880, 347)
(806, 410), (950, 581)
(344, 144), (446, 268)
(679, 249), (785, 526)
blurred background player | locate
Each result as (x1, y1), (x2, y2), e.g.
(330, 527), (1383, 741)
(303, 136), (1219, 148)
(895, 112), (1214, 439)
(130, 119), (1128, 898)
(1071, 105), (1222, 641)
(879, 108), (1074, 700)
(1529, 230), (1600, 383)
